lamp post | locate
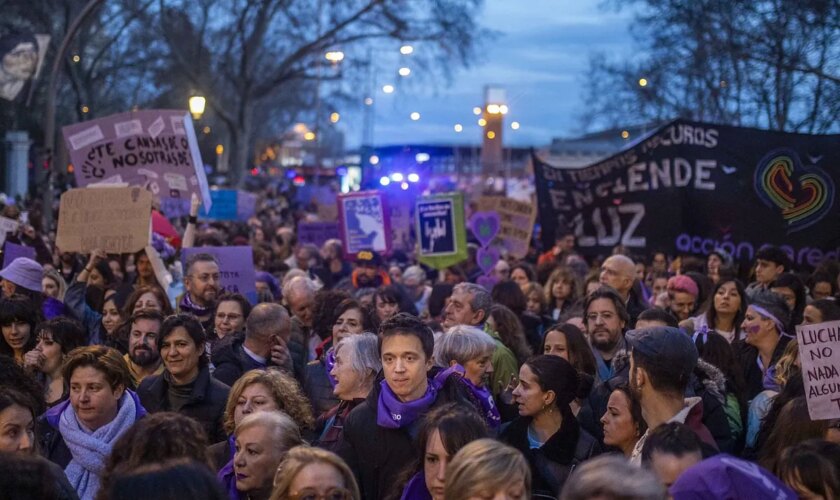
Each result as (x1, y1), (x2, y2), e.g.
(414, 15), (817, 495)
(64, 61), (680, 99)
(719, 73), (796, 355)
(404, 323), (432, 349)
(189, 95), (206, 120)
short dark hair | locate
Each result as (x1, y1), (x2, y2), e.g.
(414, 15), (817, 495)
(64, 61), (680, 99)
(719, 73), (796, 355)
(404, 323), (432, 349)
(0, 453), (59, 500)
(157, 314), (208, 368)
(334, 299), (375, 333)
(124, 285), (174, 317)
(510, 262), (536, 282)
(102, 459), (226, 500)
(35, 317), (87, 355)
(62, 345), (132, 391)
(524, 355), (580, 416)
(542, 323), (597, 377)
(612, 384), (647, 438)
(130, 308), (165, 327)
(184, 253), (219, 276)
(490, 280), (528, 316)
(755, 246), (792, 271)
(810, 299), (840, 322)
(777, 440), (840, 500)
(583, 287), (630, 326)
(0, 354), (45, 417)
(641, 422), (702, 464)
(378, 313), (434, 361)
(0, 295), (41, 357)
(214, 292), (253, 321)
(808, 272), (837, 297)
(632, 345), (693, 396)
(637, 307), (679, 328)
(311, 289), (352, 340)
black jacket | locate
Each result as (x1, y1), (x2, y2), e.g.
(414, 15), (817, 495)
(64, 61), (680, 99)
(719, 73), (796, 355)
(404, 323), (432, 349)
(500, 415), (601, 499)
(337, 368), (474, 500)
(211, 333), (269, 387)
(735, 335), (791, 401)
(303, 357), (339, 417)
(137, 366), (230, 443)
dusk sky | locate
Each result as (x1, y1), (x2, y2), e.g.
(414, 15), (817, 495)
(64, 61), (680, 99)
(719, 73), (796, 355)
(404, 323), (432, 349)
(340, 1), (636, 149)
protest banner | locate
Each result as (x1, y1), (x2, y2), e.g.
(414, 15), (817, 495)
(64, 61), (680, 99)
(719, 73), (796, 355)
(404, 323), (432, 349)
(0, 216), (19, 246)
(298, 221), (341, 248)
(416, 193), (467, 269)
(534, 119), (840, 265)
(2, 242), (36, 268)
(62, 109), (212, 215)
(796, 320), (840, 420)
(199, 190), (259, 221)
(476, 196), (536, 259)
(56, 186), (152, 254)
(182, 246), (257, 304)
(338, 191), (391, 259)
(237, 191), (258, 221)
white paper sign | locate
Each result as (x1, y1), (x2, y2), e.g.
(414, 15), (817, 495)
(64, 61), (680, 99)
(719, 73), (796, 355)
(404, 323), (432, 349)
(796, 320), (840, 420)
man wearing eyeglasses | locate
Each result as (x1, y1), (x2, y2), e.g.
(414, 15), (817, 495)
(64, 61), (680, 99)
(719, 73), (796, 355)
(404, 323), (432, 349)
(177, 253), (221, 331)
(584, 287), (630, 386)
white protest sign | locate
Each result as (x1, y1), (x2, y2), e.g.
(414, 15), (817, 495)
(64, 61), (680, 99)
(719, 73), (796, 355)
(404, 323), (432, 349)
(56, 187), (152, 254)
(796, 320), (840, 420)
(0, 216), (19, 246)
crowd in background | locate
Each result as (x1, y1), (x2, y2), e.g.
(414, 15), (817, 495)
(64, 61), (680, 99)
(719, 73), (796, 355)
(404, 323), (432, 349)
(1, 183), (839, 500)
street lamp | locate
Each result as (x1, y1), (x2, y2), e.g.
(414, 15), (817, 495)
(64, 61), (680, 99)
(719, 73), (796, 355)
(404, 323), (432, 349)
(189, 95), (206, 120)
(325, 51), (345, 63)
(398, 67), (411, 77)
(400, 45), (414, 55)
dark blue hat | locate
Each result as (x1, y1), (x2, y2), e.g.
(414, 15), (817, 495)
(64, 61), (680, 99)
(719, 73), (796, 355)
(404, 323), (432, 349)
(626, 326), (698, 373)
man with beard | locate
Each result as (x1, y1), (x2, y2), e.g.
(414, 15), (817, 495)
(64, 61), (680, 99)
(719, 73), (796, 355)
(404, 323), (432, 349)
(345, 249), (391, 290)
(124, 309), (164, 387)
(177, 253), (220, 330)
(584, 287), (629, 386)
(626, 326), (717, 465)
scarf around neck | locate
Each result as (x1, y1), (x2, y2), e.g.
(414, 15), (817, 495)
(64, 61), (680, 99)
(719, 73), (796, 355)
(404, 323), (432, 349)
(451, 364), (501, 428)
(377, 366), (458, 429)
(324, 348), (337, 387)
(180, 292), (212, 316)
(60, 392), (138, 500)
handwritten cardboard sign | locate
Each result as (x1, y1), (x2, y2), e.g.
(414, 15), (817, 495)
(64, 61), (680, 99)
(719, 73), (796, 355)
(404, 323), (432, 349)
(796, 320), (840, 420)
(56, 187), (152, 254)
(475, 196), (537, 259)
(62, 109), (211, 212)
(416, 192), (467, 270)
(338, 191), (391, 259)
(298, 221), (340, 248)
(182, 246), (257, 304)
(2, 242), (36, 269)
(0, 216), (19, 246)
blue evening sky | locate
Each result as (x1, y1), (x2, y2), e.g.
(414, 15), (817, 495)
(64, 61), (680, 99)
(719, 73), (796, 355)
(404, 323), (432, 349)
(339, 1), (636, 149)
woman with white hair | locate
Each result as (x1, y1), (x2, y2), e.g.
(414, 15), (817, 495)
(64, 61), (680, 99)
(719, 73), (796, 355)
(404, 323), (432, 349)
(402, 265), (432, 316)
(315, 332), (381, 451)
(434, 325), (501, 428)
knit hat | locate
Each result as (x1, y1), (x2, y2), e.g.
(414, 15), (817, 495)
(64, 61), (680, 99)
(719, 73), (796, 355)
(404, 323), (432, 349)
(667, 275), (699, 297)
(0, 257), (43, 292)
(670, 454), (796, 500)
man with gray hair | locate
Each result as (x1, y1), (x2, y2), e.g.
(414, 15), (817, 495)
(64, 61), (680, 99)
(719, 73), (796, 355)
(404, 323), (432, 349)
(283, 276), (318, 377)
(212, 303), (302, 385)
(442, 283), (518, 398)
(402, 265), (431, 316)
(600, 254), (648, 327)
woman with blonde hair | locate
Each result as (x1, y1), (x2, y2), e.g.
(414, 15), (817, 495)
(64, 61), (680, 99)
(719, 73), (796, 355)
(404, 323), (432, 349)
(271, 446), (361, 500)
(444, 438), (530, 500)
(210, 369), (314, 471)
(42, 269), (67, 301)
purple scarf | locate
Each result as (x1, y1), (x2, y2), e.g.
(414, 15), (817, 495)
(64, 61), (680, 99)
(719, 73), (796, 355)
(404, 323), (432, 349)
(377, 367), (459, 429)
(179, 292), (212, 317)
(452, 365), (501, 429)
(400, 471), (433, 500)
(324, 349), (337, 388)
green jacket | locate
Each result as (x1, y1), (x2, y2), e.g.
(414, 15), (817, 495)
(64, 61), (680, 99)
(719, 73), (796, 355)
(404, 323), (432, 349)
(485, 327), (520, 398)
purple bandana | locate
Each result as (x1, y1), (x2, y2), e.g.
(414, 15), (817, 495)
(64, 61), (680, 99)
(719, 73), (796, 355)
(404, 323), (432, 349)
(324, 349), (337, 388)
(452, 365), (501, 428)
(377, 366), (458, 429)
(179, 292), (213, 317)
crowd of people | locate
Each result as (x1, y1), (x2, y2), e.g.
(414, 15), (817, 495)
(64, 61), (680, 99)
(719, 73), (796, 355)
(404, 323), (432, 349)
(1, 188), (840, 500)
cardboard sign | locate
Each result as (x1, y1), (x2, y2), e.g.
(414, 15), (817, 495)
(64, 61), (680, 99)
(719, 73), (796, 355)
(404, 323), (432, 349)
(338, 191), (391, 258)
(62, 109), (212, 212)
(298, 221), (340, 248)
(2, 242), (36, 268)
(182, 246), (257, 304)
(0, 216), (19, 246)
(56, 187), (152, 254)
(476, 196), (536, 259)
(797, 320), (840, 420)
(416, 192), (467, 270)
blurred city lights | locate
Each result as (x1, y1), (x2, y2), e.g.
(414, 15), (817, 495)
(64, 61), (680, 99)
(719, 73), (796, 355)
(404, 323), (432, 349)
(499, 104), (509, 114)
(487, 104), (500, 114)
(215, 144), (224, 155)
(202, 126), (211, 134)
(472, 107), (482, 115)
(325, 51), (345, 62)
(621, 130), (630, 139)
(410, 112), (421, 121)
(398, 67), (411, 76)
(292, 175), (305, 185)
(454, 124), (463, 132)
(638, 78), (648, 87)
(380, 176), (391, 186)
(401, 182), (409, 190)
(415, 153), (430, 163)
(478, 118), (487, 127)
(391, 172), (404, 182)
(382, 84), (395, 94)
(304, 131), (316, 141)
(487, 131), (496, 139)
(511, 121), (520, 130)
(81, 105), (90, 114)
(408, 173), (420, 183)
(330, 112), (340, 123)
(400, 45), (414, 55)
(370, 155), (380, 165)
(72, 54), (80, 63)
(188, 95), (206, 120)
(364, 97), (374, 105)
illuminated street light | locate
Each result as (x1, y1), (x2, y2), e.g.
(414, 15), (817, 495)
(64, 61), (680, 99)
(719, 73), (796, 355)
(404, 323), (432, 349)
(380, 176), (391, 186)
(370, 155), (380, 165)
(499, 105), (509, 114)
(391, 172), (404, 182)
(398, 67), (411, 77)
(364, 97), (374, 106)
(472, 107), (482, 115)
(330, 112), (340, 123)
(215, 144), (224, 155)
(401, 182), (409, 190)
(72, 54), (81, 63)
(410, 112), (420, 121)
(400, 45), (414, 55)
(454, 124), (463, 132)
(415, 153), (430, 163)
(478, 118), (487, 127)
(408, 173), (420, 182)
(188, 95), (206, 120)
(81, 105), (90, 114)
(638, 78), (648, 87)
(487, 131), (496, 139)
(202, 126), (211, 134)
(487, 104), (500, 114)
(304, 131), (316, 141)
(382, 84), (395, 94)
(511, 121), (520, 130)
(325, 51), (345, 63)
(621, 130), (630, 139)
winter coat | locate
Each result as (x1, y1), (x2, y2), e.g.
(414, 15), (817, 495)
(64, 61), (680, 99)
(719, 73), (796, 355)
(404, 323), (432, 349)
(314, 398), (365, 453)
(500, 415), (601, 498)
(303, 357), (339, 417)
(211, 333), (269, 387)
(337, 368), (474, 500)
(734, 336), (791, 402)
(691, 359), (741, 454)
(136, 366), (230, 443)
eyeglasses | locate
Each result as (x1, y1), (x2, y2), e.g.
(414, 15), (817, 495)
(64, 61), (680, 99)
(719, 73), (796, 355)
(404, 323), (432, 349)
(189, 273), (220, 283)
(586, 312), (616, 323)
(215, 313), (242, 322)
(289, 487), (352, 500)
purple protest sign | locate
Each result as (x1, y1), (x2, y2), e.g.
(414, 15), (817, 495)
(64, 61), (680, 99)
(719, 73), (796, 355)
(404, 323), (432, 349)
(469, 211), (501, 248)
(298, 221), (340, 248)
(182, 246), (257, 304)
(3, 242), (36, 269)
(476, 245), (500, 274)
(62, 109), (212, 212)
(338, 191), (392, 259)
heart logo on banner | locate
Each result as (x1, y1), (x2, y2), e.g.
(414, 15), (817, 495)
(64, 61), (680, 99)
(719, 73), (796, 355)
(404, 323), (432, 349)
(753, 149), (835, 233)
(469, 212), (500, 247)
(476, 274), (499, 291)
(477, 246), (500, 274)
